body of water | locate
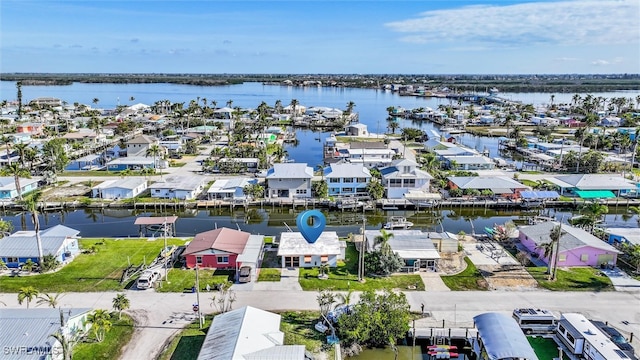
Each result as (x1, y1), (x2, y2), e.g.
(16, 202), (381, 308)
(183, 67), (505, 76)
(1, 206), (637, 238)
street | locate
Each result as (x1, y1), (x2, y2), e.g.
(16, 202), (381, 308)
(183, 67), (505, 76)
(1, 289), (639, 360)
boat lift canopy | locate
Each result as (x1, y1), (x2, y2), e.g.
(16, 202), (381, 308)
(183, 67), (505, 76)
(134, 216), (178, 237)
(519, 191), (560, 200)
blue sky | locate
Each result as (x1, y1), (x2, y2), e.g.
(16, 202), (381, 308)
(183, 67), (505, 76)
(1, 0), (638, 74)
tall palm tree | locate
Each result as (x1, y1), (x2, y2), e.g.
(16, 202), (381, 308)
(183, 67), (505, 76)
(290, 99), (299, 118)
(345, 101), (356, 114)
(112, 293), (130, 320)
(375, 229), (394, 256)
(86, 309), (112, 342)
(17, 286), (39, 308)
(12, 143), (29, 166)
(92, 98), (100, 107)
(226, 99), (233, 108)
(37, 292), (64, 308)
(145, 144), (163, 177)
(1, 135), (14, 165)
(20, 190), (44, 265)
(548, 224), (563, 280)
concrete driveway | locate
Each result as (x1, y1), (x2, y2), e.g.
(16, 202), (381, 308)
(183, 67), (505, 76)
(601, 267), (640, 292)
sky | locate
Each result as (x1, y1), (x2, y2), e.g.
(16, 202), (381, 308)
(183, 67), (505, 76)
(1, 0), (639, 74)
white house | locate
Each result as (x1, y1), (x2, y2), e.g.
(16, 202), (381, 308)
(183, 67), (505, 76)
(207, 178), (258, 201)
(149, 175), (206, 200)
(197, 306), (305, 360)
(92, 178), (148, 200)
(0, 225), (81, 268)
(126, 134), (160, 157)
(380, 159), (434, 199)
(364, 230), (442, 271)
(277, 231), (346, 268)
(0, 308), (92, 360)
(266, 163), (313, 199)
(345, 123), (368, 137)
(324, 163), (371, 198)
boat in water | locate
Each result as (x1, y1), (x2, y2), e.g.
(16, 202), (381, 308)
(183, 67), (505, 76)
(383, 216), (414, 230)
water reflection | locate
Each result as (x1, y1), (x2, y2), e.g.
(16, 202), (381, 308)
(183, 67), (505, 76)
(1, 206), (637, 238)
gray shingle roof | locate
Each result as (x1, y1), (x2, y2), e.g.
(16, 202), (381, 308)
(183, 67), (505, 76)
(149, 176), (205, 191)
(551, 174), (636, 190)
(518, 222), (620, 253)
(448, 176), (526, 190)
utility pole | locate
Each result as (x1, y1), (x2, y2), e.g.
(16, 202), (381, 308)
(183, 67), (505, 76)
(163, 217), (169, 284)
(195, 263), (203, 329)
(359, 217), (366, 282)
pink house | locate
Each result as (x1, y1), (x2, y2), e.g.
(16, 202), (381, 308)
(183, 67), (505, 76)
(519, 221), (620, 267)
(16, 122), (45, 135)
(183, 228), (250, 269)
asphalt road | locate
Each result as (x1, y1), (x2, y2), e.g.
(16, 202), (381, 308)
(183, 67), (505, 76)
(1, 289), (639, 360)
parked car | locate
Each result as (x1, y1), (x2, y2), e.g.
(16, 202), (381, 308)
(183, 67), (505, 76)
(238, 266), (252, 283)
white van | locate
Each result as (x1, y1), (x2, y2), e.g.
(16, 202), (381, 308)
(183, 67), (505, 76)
(137, 270), (160, 290)
(512, 308), (558, 334)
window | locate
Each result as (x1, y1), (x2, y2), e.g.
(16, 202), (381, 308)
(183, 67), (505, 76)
(329, 178), (340, 183)
(196, 256), (203, 264)
(580, 254), (589, 262)
(155, 189), (161, 193)
(7, 257), (18, 263)
(296, 189), (307, 194)
(217, 256), (229, 264)
(390, 179), (402, 187)
(343, 188), (354, 193)
(566, 332), (575, 344)
(343, 178), (354, 183)
(357, 178), (367, 183)
(558, 324), (566, 334)
(304, 256), (312, 263)
(558, 254), (567, 262)
(404, 179), (415, 187)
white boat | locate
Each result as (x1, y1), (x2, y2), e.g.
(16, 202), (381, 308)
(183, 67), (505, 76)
(383, 216), (414, 230)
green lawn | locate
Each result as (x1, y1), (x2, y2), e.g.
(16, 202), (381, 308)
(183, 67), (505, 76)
(0, 238), (188, 292)
(440, 257), (488, 291)
(157, 315), (214, 360)
(158, 311), (333, 360)
(155, 269), (233, 293)
(528, 336), (570, 360)
(298, 242), (424, 291)
(527, 267), (614, 291)
(73, 314), (134, 360)
(258, 268), (281, 282)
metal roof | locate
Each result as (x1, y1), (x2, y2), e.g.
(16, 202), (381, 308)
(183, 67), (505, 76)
(208, 178), (257, 192)
(277, 232), (342, 257)
(575, 190), (616, 199)
(0, 225), (80, 258)
(324, 163), (371, 178)
(448, 176), (526, 190)
(473, 312), (539, 360)
(197, 306), (304, 360)
(364, 230), (441, 260)
(93, 178), (147, 190)
(0, 308), (92, 360)
(185, 227), (250, 255)
(266, 163), (313, 179)
(134, 216), (179, 225)
(237, 235), (264, 265)
(520, 191), (560, 199)
(148, 175), (205, 191)
(550, 174), (637, 190)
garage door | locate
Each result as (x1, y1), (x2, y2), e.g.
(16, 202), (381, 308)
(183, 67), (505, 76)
(597, 254), (614, 266)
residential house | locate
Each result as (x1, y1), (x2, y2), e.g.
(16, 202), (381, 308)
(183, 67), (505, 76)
(149, 175), (206, 200)
(548, 174), (637, 198)
(197, 306), (306, 360)
(16, 122), (45, 136)
(29, 97), (62, 107)
(604, 228), (640, 247)
(91, 178), (148, 200)
(364, 230), (442, 271)
(345, 123), (368, 136)
(324, 163), (371, 198)
(218, 158), (259, 173)
(266, 163), (313, 199)
(519, 222), (620, 267)
(106, 157), (156, 171)
(380, 159), (434, 199)
(126, 134), (160, 157)
(207, 178), (258, 201)
(0, 225), (81, 268)
(447, 176), (528, 198)
(65, 154), (103, 171)
(0, 177), (39, 200)
(277, 231), (346, 268)
(471, 312), (539, 360)
(183, 227), (263, 270)
(443, 155), (495, 170)
(0, 308), (92, 360)
(62, 128), (101, 144)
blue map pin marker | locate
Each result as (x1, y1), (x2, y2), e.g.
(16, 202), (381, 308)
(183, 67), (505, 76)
(296, 210), (326, 243)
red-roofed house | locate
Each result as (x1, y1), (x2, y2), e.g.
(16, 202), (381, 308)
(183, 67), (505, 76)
(183, 228), (251, 269)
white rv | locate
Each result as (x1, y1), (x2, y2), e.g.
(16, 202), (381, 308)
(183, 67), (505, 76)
(512, 308), (559, 334)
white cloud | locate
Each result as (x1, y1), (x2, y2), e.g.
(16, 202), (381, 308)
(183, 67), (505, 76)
(591, 59), (610, 66)
(555, 57), (579, 62)
(385, 0), (639, 47)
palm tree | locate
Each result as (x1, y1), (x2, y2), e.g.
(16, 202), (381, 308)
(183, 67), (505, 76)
(86, 309), (112, 342)
(1, 162), (30, 200)
(12, 143), (29, 166)
(336, 289), (353, 308)
(535, 224), (562, 280)
(92, 98), (100, 107)
(375, 229), (394, 256)
(290, 99), (299, 118)
(548, 224), (563, 280)
(345, 101), (356, 115)
(17, 286), (39, 308)
(112, 293), (130, 320)
(37, 292), (64, 308)
(1, 135), (14, 165)
(20, 190), (44, 266)
(145, 144), (163, 177)
(226, 99), (233, 108)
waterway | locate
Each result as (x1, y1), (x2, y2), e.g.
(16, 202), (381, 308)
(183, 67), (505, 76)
(1, 206), (637, 238)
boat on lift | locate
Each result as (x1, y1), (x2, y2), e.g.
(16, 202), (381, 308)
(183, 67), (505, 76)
(383, 216), (414, 230)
